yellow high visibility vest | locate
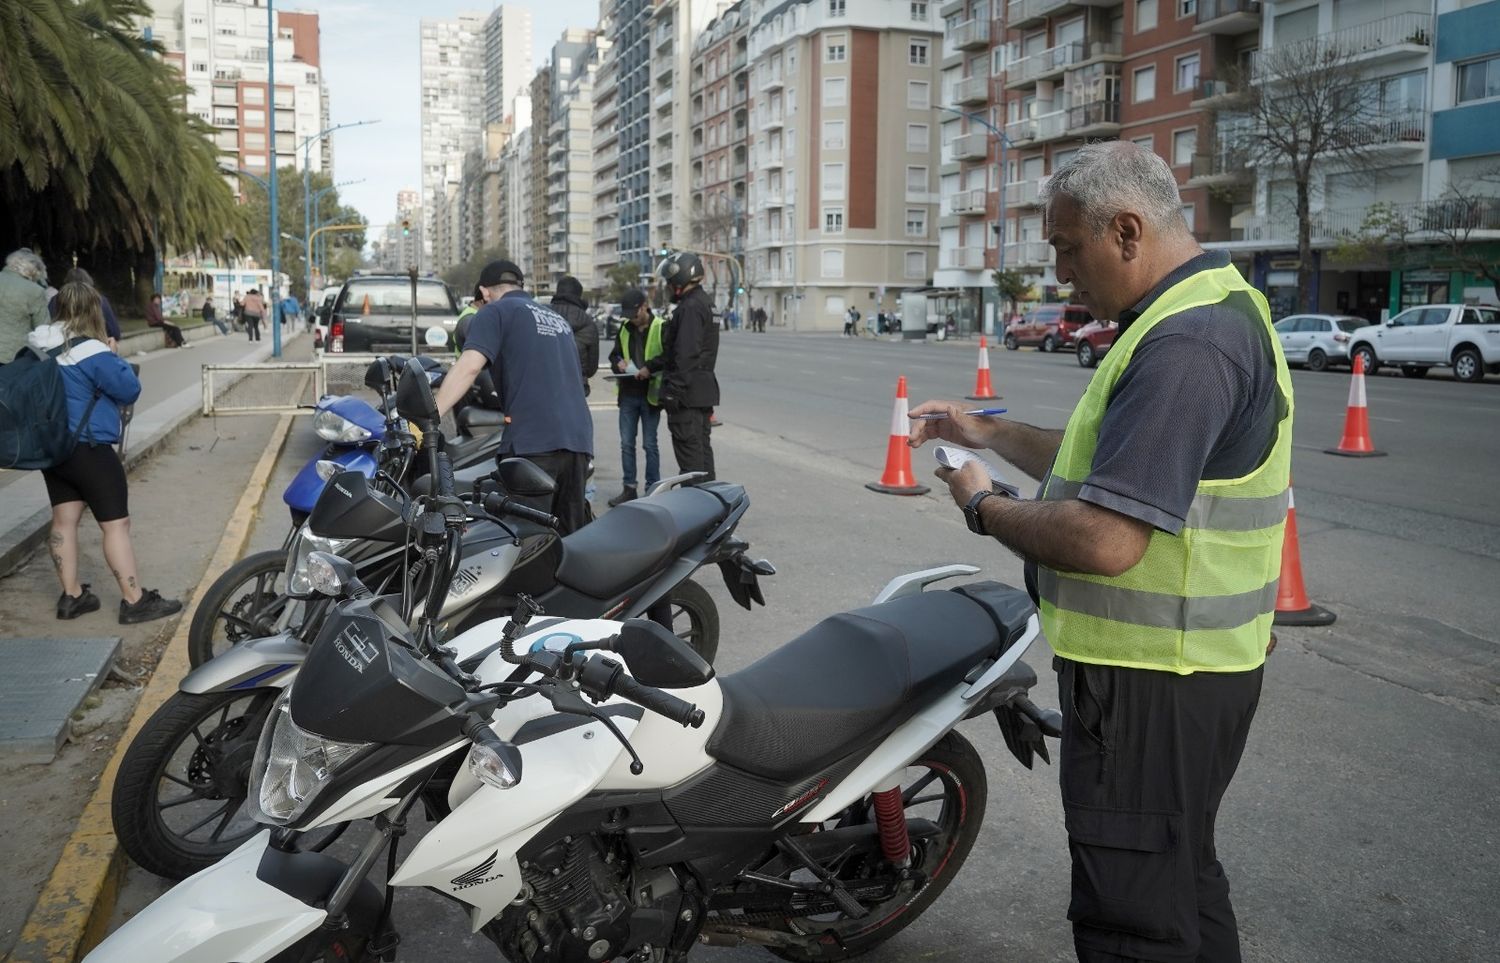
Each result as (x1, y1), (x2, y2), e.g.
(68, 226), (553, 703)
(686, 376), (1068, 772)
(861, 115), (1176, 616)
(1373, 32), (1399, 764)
(1039, 263), (1293, 674)
(617, 316), (666, 406)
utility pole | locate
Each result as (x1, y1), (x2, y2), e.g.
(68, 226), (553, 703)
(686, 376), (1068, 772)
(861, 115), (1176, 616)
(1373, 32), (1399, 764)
(267, 0), (280, 357)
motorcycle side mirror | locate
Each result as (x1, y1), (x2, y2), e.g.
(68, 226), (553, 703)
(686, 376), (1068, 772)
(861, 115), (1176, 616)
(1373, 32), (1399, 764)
(395, 358), (440, 427)
(496, 458), (557, 497)
(613, 619), (714, 689)
(363, 357), (391, 391)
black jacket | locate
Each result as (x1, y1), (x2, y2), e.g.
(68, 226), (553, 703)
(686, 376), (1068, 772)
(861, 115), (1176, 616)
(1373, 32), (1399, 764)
(550, 293), (600, 384)
(662, 286), (719, 409)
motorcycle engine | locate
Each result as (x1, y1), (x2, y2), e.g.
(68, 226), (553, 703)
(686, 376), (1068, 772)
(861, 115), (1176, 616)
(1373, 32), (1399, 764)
(488, 835), (636, 963)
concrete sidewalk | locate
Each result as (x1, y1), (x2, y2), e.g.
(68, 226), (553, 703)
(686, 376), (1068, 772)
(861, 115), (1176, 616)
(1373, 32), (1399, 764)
(0, 332), (307, 577)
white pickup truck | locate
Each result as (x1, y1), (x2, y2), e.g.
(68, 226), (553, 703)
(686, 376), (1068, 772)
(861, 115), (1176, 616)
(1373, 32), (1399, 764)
(1347, 303), (1500, 383)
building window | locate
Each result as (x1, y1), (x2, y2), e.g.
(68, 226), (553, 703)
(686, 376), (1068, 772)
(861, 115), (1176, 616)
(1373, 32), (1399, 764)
(1133, 65), (1156, 103)
(823, 76), (847, 107)
(1181, 203), (1196, 233)
(909, 39), (929, 66)
(191, 61), (207, 73)
(905, 250), (927, 279)
(907, 80), (931, 109)
(1172, 128), (1197, 166)
(1179, 0), (1197, 17)
(243, 108), (266, 128)
(905, 208), (927, 236)
(1457, 56), (1500, 104)
(823, 162), (846, 200)
(828, 0), (846, 17)
(243, 86), (265, 105)
(1131, 134), (1154, 152)
(906, 165), (928, 194)
(826, 35), (847, 63)
(824, 207), (845, 233)
(1136, 0), (1158, 33)
(911, 2), (928, 20)
(823, 119), (846, 149)
(906, 123), (930, 153)
(244, 131), (266, 150)
(822, 248), (845, 278)
(1175, 53), (1200, 93)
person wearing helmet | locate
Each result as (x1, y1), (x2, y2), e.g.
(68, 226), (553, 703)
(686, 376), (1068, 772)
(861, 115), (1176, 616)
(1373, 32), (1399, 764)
(656, 251), (719, 480)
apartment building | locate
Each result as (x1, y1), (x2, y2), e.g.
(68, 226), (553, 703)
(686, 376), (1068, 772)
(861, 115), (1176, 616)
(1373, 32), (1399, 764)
(374, 189), (422, 273)
(483, 6), (535, 126)
(544, 30), (605, 286)
(592, 10), (624, 293)
(744, 0), (944, 331)
(529, 68), (554, 287)
(145, 0), (329, 193)
(607, 0), (657, 273)
(501, 107), (535, 267)
(689, 2), (752, 307)
(420, 13), (485, 272)
(650, 1), (728, 259)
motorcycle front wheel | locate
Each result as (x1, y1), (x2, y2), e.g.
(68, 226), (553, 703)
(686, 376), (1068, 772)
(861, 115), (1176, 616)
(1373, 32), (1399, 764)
(187, 549), (292, 667)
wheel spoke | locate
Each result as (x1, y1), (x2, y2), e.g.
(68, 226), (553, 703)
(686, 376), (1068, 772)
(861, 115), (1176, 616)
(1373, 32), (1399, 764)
(181, 800), (235, 837)
(208, 805), (240, 842)
(162, 772), (197, 790)
(216, 704), (231, 731)
(902, 771), (939, 806)
(158, 793), (206, 811)
(908, 793), (946, 807)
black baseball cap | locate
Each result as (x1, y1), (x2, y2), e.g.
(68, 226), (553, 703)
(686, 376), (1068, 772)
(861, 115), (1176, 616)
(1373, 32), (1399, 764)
(477, 259), (523, 288)
(620, 288), (647, 315)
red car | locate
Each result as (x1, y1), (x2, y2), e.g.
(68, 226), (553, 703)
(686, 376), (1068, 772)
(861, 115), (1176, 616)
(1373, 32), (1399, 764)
(1075, 320), (1118, 368)
(1004, 304), (1094, 352)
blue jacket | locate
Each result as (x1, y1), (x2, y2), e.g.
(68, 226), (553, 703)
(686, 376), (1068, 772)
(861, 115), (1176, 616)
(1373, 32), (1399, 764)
(55, 339), (140, 444)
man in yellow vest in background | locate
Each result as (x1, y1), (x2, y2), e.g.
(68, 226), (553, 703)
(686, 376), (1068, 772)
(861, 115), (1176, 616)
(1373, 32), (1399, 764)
(912, 141), (1291, 963)
(606, 287), (667, 506)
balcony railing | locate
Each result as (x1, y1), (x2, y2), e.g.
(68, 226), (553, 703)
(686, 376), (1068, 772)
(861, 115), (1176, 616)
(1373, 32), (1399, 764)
(1004, 241), (1054, 266)
(1196, 0), (1262, 35)
(1005, 109), (1066, 143)
(1250, 14), (1432, 81)
(1004, 177), (1046, 207)
(1188, 146), (1251, 182)
(1232, 198), (1500, 245)
(953, 74), (989, 105)
(944, 189), (987, 216)
(944, 247), (987, 270)
(1006, 0), (1070, 31)
(1067, 98), (1120, 134)
(951, 19), (991, 51)
(759, 69), (785, 92)
(951, 131), (989, 161)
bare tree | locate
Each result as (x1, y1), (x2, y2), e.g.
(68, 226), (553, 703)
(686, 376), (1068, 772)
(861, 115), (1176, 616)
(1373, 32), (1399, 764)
(690, 206), (738, 253)
(1217, 35), (1403, 311)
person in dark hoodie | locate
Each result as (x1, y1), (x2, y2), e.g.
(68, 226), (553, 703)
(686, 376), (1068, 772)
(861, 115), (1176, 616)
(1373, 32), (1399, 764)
(549, 275), (599, 395)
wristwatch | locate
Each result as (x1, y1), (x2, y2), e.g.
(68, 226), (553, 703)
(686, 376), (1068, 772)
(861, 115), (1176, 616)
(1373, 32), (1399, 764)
(964, 490), (996, 535)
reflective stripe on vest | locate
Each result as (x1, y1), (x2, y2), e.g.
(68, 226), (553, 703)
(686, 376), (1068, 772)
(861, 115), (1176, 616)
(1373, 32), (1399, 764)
(617, 317), (665, 406)
(1038, 263), (1294, 675)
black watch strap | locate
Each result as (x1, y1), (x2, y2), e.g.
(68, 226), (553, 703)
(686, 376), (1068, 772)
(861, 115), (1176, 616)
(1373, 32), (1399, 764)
(964, 490), (996, 535)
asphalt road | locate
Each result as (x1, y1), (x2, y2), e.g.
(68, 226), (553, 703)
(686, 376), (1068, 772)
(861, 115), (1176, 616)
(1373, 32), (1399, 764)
(109, 331), (1499, 962)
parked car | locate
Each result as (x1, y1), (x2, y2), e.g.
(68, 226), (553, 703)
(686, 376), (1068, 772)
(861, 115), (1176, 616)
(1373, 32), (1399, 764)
(1347, 303), (1500, 383)
(1075, 320), (1118, 368)
(1273, 314), (1367, 372)
(328, 275), (461, 353)
(1004, 304), (1093, 352)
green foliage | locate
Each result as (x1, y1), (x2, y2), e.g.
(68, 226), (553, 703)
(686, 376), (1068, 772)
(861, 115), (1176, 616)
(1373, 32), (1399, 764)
(604, 262), (644, 302)
(992, 267), (1038, 312)
(236, 166), (367, 298)
(441, 246), (509, 292)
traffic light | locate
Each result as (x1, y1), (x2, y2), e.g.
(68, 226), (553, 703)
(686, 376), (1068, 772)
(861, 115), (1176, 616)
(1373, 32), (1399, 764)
(657, 244), (670, 257)
(401, 219), (411, 237)
(736, 286), (745, 295)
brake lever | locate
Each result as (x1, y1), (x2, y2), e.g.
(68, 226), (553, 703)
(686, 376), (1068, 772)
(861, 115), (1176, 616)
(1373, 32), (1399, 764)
(538, 680), (646, 775)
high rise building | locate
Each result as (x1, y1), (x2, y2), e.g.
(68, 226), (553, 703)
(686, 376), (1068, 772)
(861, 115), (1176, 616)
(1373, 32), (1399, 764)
(648, 1), (727, 258)
(483, 6), (535, 125)
(592, 2), (625, 293)
(606, 0), (656, 273)
(420, 13), (485, 272)
(143, 0), (328, 195)
(501, 100), (535, 265)
(744, 0), (944, 330)
(544, 29), (605, 287)
(689, 2), (751, 310)
(529, 68), (554, 287)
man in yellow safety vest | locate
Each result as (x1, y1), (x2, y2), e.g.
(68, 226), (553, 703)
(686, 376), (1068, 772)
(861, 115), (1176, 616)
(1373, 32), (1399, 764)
(606, 287), (666, 506)
(912, 141), (1291, 963)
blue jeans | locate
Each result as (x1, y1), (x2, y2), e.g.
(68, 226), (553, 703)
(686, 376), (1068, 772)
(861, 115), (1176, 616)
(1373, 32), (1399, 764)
(618, 393), (661, 490)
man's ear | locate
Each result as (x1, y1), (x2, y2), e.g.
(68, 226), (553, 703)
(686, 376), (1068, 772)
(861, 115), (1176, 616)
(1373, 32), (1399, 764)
(1114, 212), (1145, 261)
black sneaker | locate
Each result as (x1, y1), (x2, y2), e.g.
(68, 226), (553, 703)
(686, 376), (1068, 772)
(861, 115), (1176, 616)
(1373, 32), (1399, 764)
(607, 486), (638, 508)
(119, 588), (183, 625)
(57, 585), (100, 620)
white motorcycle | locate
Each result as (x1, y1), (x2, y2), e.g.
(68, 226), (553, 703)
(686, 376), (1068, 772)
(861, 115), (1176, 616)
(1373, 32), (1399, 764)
(88, 361), (1061, 963)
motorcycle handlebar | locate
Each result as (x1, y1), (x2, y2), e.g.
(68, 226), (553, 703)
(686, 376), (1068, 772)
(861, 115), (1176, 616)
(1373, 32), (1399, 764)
(580, 655), (703, 728)
(436, 451), (456, 498)
(482, 492), (560, 530)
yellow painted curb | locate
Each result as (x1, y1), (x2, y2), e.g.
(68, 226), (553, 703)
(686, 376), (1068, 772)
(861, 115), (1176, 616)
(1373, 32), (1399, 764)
(8, 413), (297, 963)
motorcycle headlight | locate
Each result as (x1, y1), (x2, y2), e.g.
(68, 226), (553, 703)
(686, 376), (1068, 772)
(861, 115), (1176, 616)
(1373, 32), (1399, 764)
(313, 409), (373, 444)
(287, 529), (357, 594)
(251, 694), (372, 825)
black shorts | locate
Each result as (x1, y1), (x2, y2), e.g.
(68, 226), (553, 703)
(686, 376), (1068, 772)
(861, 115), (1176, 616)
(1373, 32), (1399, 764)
(42, 443), (130, 522)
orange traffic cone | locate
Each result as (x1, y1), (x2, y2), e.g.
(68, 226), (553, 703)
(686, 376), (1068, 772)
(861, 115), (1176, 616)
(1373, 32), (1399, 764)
(1325, 353), (1385, 457)
(966, 336), (1001, 401)
(866, 376), (930, 496)
(1274, 483), (1336, 627)
(361, 294), (373, 315)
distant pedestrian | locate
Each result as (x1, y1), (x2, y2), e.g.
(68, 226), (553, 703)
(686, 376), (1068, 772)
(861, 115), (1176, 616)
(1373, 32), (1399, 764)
(549, 275), (600, 396)
(241, 289), (265, 342)
(47, 268), (122, 350)
(843, 305), (861, 337)
(0, 248), (52, 364)
(231, 292), (244, 332)
(657, 252), (718, 480)
(607, 288), (665, 507)
(44, 282), (183, 624)
(202, 297), (227, 335)
(145, 293), (188, 348)
(280, 294), (301, 334)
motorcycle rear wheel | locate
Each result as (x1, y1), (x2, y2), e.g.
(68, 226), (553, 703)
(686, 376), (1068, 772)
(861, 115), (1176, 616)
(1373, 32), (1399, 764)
(187, 549), (291, 667)
(663, 577), (720, 665)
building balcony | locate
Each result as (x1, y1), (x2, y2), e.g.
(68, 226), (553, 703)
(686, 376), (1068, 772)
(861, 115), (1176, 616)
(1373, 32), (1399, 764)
(952, 74), (989, 106)
(1004, 177), (1046, 208)
(944, 246), (987, 270)
(950, 19), (991, 51)
(654, 87), (675, 112)
(1186, 148), (1252, 189)
(758, 189), (786, 209)
(1195, 0), (1262, 36)
(1006, 0), (1114, 31)
(760, 109), (786, 129)
(951, 131), (989, 161)
(732, 160), (748, 178)
(761, 149), (784, 168)
(1004, 240), (1055, 267)
(1344, 108), (1428, 155)
(1250, 13), (1432, 82)
(759, 69), (784, 93)
(1007, 39), (1120, 89)
(944, 189), (988, 216)
(655, 25), (674, 52)
(1005, 108), (1067, 144)
(1066, 98), (1119, 138)
(1189, 77), (1250, 109)
(593, 125), (620, 151)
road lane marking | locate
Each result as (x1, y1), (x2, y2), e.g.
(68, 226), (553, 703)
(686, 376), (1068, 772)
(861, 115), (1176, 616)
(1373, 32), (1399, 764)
(1371, 416), (1404, 423)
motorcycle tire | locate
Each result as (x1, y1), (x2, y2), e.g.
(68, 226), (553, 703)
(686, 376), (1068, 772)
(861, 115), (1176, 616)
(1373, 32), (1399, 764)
(769, 731), (988, 962)
(112, 689), (279, 880)
(665, 578), (720, 665)
(187, 549), (291, 668)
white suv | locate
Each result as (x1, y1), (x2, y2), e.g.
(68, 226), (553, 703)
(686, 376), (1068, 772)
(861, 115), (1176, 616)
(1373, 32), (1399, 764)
(1347, 304), (1500, 383)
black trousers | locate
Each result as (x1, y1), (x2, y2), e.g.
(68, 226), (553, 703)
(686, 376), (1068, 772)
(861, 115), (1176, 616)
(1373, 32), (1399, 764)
(1055, 656), (1262, 963)
(666, 406), (714, 481)
(512, 450), (591, 536)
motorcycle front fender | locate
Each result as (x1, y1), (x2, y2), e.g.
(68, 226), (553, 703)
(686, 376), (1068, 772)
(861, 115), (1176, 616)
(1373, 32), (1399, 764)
(282, 445), (378, 515)
(84, 833), (324, 963)
(178, 631), (305, 694)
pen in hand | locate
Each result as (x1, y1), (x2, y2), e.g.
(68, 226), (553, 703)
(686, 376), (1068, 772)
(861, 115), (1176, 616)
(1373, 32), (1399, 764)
(910, 408), (1007, 420)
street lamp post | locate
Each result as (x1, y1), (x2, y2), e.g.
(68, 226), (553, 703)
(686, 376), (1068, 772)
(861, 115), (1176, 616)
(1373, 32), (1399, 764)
(300, 121), (378, 347)
(267, 0), (279, 356)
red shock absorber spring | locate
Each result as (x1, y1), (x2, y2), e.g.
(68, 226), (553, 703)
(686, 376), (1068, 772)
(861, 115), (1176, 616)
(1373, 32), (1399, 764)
(872, 786), (910, 867)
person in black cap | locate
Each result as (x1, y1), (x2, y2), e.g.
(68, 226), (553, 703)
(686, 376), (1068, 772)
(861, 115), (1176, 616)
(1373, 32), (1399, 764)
(656, 251), (718, 480)
(550, 275), (599, 396)
(606, 288), (666, 506)
(434, 259), (594, 533)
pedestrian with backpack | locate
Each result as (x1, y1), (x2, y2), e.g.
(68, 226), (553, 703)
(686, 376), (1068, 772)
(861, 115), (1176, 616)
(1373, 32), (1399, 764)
(39, 282), (182, 623)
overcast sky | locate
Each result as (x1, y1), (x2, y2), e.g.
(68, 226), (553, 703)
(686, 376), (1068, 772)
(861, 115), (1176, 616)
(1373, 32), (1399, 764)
(311, 0), (598, 232)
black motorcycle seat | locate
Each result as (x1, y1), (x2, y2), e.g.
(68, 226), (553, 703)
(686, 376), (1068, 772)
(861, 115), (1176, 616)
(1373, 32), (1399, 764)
(457, 407), (506, 431)
(555, 487), (728, 598)
(707, 583), (1035, 782)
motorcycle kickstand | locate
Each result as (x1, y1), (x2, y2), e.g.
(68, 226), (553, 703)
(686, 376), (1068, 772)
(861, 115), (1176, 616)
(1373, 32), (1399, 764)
(774, 837), (867, 919)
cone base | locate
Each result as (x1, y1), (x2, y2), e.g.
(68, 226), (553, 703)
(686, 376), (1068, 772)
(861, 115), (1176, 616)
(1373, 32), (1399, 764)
(1324, 447), (1387, 457)
(865, 481), (931, 496)
(1274, 603), (1337, 627)
(965, 394), (1001, 401)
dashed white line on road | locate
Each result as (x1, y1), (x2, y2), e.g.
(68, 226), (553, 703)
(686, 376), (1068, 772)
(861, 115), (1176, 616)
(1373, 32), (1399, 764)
(1371, 416), (1404, 423)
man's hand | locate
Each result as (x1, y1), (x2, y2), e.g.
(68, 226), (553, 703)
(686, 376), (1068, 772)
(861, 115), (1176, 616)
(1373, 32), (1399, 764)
(614, 358), (626, 373)
(634, 368), (651, 381)
(935, 460), (991, 510)
(907, 400), (994, 450)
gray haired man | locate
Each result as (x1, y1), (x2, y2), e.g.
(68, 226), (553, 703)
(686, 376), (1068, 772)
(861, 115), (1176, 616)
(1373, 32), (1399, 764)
(0, 248), (52, 363)
(912, 141), (1290, 962)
